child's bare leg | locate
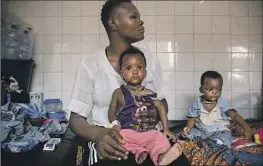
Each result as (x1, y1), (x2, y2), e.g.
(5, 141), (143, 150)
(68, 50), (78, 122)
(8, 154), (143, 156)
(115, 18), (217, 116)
(158, 141), (183, 166)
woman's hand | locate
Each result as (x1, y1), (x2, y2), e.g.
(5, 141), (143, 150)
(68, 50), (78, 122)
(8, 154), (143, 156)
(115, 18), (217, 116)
(135, 101), (159, 131)
(95, 127), (129, 160)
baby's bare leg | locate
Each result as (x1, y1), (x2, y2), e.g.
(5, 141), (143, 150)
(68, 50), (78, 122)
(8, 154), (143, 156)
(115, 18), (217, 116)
(158, 141), (184, 166)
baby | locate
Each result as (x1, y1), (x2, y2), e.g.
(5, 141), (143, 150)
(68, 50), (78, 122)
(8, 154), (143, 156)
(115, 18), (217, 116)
(182, 71), (254, 147)
(108, 47), (182, 165)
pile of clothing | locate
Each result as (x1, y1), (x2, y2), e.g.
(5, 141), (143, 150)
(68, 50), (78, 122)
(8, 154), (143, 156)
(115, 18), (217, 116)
(0, 102), (67, 153)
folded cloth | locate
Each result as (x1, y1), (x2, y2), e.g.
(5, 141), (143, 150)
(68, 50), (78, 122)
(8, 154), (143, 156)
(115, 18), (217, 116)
(1, 102), (68, 153)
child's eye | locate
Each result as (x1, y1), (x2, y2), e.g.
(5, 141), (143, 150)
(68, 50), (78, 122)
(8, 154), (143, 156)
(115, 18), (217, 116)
(126, 66), (131, 70)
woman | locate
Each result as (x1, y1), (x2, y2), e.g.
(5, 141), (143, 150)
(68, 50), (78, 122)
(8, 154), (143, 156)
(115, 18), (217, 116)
(68, 0), (190, 165)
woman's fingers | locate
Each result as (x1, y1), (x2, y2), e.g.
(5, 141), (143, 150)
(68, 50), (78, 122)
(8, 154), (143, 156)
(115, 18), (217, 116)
(110, 129), (126, 145)
(96, 128), (128, 161)
(105, 141), (127, 160)
(99, 148), (120, 161)
(109, 133), (127, 153)
(97, 151), (104, 160)
(143, 124), (156, 130)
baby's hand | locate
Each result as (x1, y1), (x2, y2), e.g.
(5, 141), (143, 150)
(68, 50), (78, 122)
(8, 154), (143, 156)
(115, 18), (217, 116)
(163, 129), (177, 142)
(182, 126), (191, 136)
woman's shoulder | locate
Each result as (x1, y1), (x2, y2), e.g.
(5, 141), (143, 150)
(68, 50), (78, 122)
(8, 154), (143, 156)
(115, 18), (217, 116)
(81, 49), (105, 61)
(80, 49), (106, 68)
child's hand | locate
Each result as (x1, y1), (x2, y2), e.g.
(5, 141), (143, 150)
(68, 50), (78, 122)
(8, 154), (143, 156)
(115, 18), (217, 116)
(182, 126), (191, 136)
(244, 127), (254, 138)
(163, 129), (177, 142)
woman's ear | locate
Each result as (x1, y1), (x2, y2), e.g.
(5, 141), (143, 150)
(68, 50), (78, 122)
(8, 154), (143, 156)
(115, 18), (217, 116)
(199, 87), (203, 94)
(108, 18), (118, 31)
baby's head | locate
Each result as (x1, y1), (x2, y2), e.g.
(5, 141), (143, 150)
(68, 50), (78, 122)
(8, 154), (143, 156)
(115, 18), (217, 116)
(200, 71), (223, 102)
(119, 47), (147, 86)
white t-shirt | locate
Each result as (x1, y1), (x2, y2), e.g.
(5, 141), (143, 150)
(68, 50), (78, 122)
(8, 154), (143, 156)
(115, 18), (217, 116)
(67, 47), (165, 127)
(198, 105), (230, 132)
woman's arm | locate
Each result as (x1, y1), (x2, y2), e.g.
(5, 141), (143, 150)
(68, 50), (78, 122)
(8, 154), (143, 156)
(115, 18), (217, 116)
(69, 113), (128, 160)
(68, 58), (127, 160)
(69, 112), (103, 142)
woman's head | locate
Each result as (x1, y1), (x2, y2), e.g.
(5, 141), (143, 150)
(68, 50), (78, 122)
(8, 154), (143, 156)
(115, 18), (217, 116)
(200, 71), (223, 102)
(101, 0), (145, 44)
(119, 47), (147, 86)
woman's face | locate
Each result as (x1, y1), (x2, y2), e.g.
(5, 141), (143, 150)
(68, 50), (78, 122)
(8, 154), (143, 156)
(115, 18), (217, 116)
(113, 2), (145, 43)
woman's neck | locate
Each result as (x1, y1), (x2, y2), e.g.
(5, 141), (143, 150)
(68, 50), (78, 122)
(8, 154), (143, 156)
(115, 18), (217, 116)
(107, 36), (132, 57)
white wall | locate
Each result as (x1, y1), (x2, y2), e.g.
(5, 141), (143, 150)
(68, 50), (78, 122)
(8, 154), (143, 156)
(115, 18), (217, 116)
(2, 1), (262, 120)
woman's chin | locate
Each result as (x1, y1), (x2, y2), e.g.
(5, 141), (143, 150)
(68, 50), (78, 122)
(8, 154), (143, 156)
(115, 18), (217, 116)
(132, 35), (145, 43)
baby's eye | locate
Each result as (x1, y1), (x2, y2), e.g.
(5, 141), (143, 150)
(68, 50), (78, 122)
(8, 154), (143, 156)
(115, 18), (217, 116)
(126, 66), (131, 70)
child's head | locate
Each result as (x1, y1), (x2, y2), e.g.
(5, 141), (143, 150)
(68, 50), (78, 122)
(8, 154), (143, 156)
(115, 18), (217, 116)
(200, 71), (223, 102)
(119, 47), (147, 86)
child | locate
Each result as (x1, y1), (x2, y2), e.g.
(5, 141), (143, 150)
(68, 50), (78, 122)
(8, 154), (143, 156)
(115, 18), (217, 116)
(108, 47), (182, 166)
(182, 71), (254, 147)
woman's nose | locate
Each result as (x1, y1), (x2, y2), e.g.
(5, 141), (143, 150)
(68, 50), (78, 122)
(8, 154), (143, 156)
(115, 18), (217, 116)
(139, 19), (144, 25)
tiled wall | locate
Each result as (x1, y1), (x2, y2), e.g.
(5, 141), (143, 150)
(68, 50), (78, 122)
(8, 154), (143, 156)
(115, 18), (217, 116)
(2, 1), (262, 120)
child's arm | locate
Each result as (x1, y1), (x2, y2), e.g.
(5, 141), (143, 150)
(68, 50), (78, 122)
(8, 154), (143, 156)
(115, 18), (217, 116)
(183, 118), (197, 135)
(152, 99), (169, 130)
(182, 101), (199, 135)
(227, 109), (254, 138)
(152, 99), (176, 140)
(108, 89), (120, 123)
(186, 118), (197, 129)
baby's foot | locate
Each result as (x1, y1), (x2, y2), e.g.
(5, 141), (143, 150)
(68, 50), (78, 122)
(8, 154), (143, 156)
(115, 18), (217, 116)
(158, 143), (182, 166)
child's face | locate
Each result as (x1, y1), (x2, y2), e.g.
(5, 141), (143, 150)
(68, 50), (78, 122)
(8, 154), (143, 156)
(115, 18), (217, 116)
(121, 53), (146, 86)
(201, 77), (223, 102)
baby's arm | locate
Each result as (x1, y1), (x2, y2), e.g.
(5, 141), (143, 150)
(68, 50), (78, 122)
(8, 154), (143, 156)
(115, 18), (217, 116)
(151, 99), (169, 130)
(183, 104), (198, 135)
(108, 89), (121, 123)
(183, 118), (197, 135)
(152, 99), (176, 139)
(227, 109), (254, 137)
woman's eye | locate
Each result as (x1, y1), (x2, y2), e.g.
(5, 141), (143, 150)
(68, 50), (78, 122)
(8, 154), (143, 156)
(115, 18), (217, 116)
(131, 15), (137, 19)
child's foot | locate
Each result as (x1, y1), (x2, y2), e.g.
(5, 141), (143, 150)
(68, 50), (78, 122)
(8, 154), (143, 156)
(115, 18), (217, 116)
(158, 142), (183, 166)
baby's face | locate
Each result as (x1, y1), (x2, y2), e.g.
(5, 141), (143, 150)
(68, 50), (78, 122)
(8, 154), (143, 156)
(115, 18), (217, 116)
(201, 77), (223, 102)
(121, 53), (146, 86)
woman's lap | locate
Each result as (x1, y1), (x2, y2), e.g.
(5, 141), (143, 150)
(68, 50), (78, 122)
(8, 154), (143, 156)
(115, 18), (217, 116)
(85, 151), (190, 166)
